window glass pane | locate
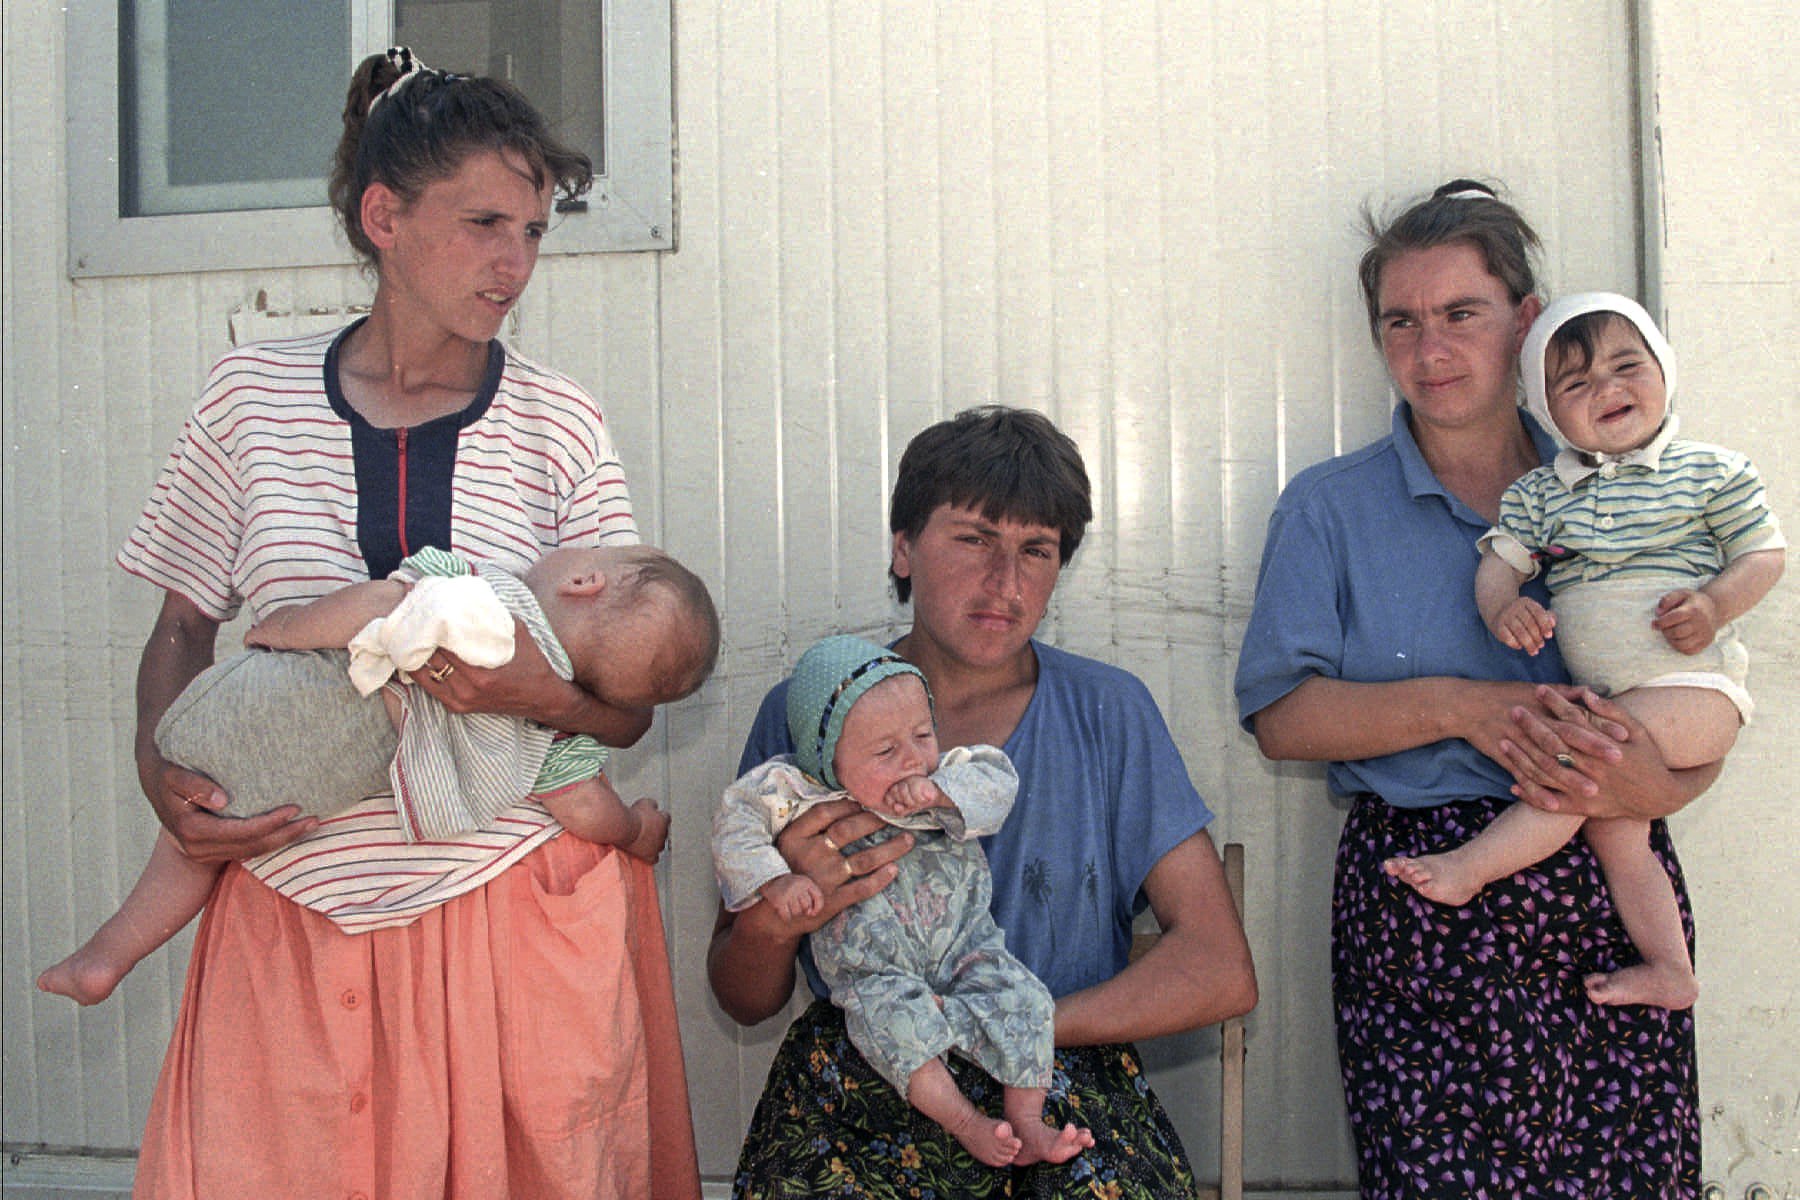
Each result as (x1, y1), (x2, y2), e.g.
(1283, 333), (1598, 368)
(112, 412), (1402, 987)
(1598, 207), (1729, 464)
(122, 0), (348, 216)
(395, 0), (605, 178)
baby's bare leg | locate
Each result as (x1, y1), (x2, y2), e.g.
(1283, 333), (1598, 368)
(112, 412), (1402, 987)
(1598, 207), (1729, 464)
(1616, 686), (1739, 769)
(907, 1059), (1021, 1167)
(1385, 803), (1585, 906)
(541, 777), (668, 862)
(38, 830), (220, 1005)
(1004, 1085), (1093, 1165)
(1581, 817), (1698, 1009)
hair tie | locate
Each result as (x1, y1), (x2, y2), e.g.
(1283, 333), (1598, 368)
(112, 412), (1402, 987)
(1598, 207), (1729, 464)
(1441, 187), (1495, 201)
(369, 46), (432, 115)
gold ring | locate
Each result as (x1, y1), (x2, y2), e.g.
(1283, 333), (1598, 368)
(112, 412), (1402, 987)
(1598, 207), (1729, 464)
(821, 834), (840, 853)
(1555, 753), (1576, 770)
(182, 794), (200, 807)
(842, 858), (855, 881)
(429, 661), (455, 682)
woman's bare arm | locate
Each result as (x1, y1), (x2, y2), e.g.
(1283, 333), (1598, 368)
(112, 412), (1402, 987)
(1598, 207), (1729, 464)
(137, 591), (316, 862)
(1251, 674), (1625, 766)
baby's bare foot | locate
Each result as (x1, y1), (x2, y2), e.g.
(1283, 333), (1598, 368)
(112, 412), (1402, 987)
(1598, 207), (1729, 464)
(1013, 1119), (1093, 1166)
(946, 1112), (1022, 1167)
(1584, 964), (1699, 1010)
(1383, 853), (1482, 907)
(37, 950), (128, 1007)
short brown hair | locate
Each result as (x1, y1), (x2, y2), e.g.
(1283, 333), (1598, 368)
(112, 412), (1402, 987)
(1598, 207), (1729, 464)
(888, 406), (1092, 603)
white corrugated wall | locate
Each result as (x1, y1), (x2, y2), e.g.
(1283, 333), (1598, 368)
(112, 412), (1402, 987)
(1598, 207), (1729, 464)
(5, 0), (1792, 1193)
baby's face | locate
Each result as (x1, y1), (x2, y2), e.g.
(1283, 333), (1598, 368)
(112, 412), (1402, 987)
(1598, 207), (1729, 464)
(831, 674), (939, 809)
(1545, 316), (1669, 457)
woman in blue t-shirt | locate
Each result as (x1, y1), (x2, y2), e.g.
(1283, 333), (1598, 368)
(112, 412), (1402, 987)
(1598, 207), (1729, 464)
(710, 405), (1257, 1198)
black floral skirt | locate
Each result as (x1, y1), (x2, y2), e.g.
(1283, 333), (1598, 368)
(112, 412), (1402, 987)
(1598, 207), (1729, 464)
(1333, 794), (1701, 1199)
(731, 999), (1198, 1199)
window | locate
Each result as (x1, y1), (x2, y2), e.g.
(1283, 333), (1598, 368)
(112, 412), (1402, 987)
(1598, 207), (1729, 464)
(67, 0), (673, 277)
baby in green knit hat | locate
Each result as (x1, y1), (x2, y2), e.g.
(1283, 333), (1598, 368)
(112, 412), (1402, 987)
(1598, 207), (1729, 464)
(712, 633), (1091, 1168)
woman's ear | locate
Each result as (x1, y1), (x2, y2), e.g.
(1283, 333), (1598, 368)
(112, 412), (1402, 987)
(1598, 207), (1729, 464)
(1512, 293), (1544, 353)
(361, 182), (404, 252)
(890, 529), (913, 582)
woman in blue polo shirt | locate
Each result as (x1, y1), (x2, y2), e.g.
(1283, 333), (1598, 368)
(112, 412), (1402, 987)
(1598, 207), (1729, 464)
(1235, 180), (1713, 1198)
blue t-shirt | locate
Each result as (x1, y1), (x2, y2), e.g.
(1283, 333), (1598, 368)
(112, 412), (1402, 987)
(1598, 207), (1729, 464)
(1232, 402), (1570, 808)
(738, 639), (1213, 999)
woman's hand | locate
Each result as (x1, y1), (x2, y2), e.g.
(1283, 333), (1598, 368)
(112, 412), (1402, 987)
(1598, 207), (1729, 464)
(136, 590), (316, 863)
(409, 618), (652, 746)
(1492, 685), (1628, 805)
(771, 799), (910, 931)
(707, 798), (911, 1026)
(409, 618), (564, 716)
(148, 757), (315, 864)
(1499, 685), (1717, 819)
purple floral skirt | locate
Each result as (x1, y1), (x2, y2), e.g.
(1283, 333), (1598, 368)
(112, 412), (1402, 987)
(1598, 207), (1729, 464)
(1333, 794), (1700, 1199)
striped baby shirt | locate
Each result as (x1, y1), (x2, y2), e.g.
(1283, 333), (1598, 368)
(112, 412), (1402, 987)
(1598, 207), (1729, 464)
(1484, 424), (1784, 592)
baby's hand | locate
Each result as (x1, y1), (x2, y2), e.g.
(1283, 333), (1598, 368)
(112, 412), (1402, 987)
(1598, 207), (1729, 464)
(622, 797), (670, 863)
(760, 873), (824, 920)
(1489, 596), (1555, 655)
(1653, 589), (1719, 654)
(876, 774), (948, 818)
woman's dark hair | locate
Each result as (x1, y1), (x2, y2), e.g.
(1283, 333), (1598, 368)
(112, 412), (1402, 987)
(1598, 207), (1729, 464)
(1356, 178), (1543, 342)
(888, 406), (1093, 603)
(330, 51), (594, 267)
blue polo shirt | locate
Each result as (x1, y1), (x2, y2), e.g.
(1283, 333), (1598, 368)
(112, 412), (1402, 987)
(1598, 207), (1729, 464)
(1233, 402), (1569, 808)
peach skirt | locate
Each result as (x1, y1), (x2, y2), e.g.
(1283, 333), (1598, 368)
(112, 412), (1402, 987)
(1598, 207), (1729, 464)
(134, 835), (700, 1199)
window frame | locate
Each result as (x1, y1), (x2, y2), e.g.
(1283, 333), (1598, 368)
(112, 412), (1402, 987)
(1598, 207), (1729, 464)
(65, 0), (674, 278)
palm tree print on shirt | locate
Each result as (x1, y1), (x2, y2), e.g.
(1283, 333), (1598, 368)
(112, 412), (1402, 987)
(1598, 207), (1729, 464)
(1082, 860), (1101, 944)
(1023, 858), (1055, 958)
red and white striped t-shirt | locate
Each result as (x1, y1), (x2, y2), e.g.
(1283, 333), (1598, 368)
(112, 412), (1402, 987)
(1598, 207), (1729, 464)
(119, 324), (638, 931)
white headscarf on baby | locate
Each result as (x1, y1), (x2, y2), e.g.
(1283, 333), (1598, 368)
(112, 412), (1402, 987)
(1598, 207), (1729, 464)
(1521, 291), (1677, 449)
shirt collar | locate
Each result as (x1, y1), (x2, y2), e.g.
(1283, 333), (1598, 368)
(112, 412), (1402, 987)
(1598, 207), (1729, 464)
(1392, 401), (1560, 508)
(1553, 413), (1681, 486)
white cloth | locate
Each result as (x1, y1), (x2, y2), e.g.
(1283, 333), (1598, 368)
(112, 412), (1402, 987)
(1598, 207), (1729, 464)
(348, 574), (518, 694)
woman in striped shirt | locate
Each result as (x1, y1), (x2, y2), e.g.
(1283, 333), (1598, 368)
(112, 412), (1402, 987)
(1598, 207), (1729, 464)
(118, 49), (701, 1199)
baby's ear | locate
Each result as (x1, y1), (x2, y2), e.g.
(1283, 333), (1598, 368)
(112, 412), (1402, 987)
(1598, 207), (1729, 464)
(559, 570), (609, 598)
